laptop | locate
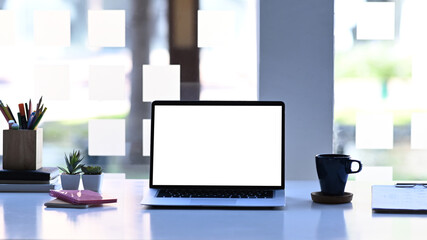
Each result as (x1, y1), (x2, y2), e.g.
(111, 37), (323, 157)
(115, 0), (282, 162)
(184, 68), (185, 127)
(141, 101), (285, 207)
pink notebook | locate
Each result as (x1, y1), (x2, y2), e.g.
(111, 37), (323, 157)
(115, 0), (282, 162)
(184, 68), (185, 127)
(49, 190), (117, 205)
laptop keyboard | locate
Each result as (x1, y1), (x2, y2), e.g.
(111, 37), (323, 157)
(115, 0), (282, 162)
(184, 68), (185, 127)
(156, 189), (274, 199)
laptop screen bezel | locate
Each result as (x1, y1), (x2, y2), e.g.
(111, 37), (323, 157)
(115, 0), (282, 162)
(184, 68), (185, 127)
(149, 101), (285, 190)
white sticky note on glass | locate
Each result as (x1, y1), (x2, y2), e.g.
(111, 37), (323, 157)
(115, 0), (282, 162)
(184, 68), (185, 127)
(142, 65), (180, 102)
(356, 2), (395, 40)
(411, 113), (427, 149)
(356, 113), (393, 149)
(89, 65), (126, 100)
(34, 10), (70, 46)
(198, 10), (235, 47)
(88, 119), (126, 156)
(34, 65), (69, 100)
(88, 10), (125, 47)
(143, 119), (151, 156)
(0, 10), (15, 45)
(355, 166), (393, 182)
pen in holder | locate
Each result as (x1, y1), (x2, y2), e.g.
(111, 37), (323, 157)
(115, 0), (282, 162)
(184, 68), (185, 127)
(3, 128), (43, 170)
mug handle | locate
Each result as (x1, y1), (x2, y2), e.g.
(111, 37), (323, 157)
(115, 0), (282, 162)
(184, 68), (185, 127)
(346, 159), (362, 174)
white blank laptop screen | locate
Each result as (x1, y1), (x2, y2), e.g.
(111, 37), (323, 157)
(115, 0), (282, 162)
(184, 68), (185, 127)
(152, 104), (283, 187)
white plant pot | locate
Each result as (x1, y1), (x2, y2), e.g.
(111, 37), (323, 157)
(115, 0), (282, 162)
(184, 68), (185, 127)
(82, 173), (103, 192)
(60, 174), (80, 190)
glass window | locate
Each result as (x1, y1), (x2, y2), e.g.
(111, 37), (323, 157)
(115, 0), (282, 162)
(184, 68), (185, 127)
(0, 0), (257, 178)
(334, 0), (423, 180)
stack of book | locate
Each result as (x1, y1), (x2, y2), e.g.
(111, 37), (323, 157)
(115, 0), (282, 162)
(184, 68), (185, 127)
(0, 167), (60, 192)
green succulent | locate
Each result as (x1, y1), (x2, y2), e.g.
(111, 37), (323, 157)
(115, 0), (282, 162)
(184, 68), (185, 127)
(58, 150), (84, 175)
(81, 165), (103, 175)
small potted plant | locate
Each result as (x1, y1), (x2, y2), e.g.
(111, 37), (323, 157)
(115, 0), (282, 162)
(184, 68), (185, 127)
(81, 165), (103, 192)
(58, 150), (84, 190)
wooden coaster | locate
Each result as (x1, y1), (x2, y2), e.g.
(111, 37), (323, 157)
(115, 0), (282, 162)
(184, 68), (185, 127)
(311, 192), (353, 204)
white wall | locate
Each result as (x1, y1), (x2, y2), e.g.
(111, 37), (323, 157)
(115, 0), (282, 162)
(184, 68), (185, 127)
(258, 0), (334, 180)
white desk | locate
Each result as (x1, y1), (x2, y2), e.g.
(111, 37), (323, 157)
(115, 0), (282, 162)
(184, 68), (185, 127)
(1, 178), (426, 239)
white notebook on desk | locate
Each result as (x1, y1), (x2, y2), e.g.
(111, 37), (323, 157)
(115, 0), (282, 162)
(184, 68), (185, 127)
(372, 185), (427, 213)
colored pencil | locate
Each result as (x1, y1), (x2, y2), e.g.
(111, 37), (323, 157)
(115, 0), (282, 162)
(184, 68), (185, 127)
(32, 107), (47, 130)
(7, 105), (16, 123)
(3, 106), (13, 122)
(0, 98), (46, 130)
(0, 106), (9, 122)
(25, 103), (29, 121)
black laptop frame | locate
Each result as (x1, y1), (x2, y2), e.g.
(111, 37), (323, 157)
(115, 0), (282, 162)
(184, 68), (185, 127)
(149, 101), (285, 190)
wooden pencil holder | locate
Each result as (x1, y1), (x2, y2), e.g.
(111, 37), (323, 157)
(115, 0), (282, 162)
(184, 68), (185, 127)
(3, 129), (43, 170)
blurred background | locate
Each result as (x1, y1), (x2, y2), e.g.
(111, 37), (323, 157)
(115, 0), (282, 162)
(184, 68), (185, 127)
(0, 0), (257, 178)
(335, 0), (427, 180)
(1, 0), (425, 180)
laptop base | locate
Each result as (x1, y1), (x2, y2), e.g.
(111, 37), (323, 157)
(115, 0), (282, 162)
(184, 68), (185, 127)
(141, 189), (285, 207)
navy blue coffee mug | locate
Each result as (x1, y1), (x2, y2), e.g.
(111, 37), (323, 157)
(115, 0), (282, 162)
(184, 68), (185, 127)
(315, 154), (362, 196)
